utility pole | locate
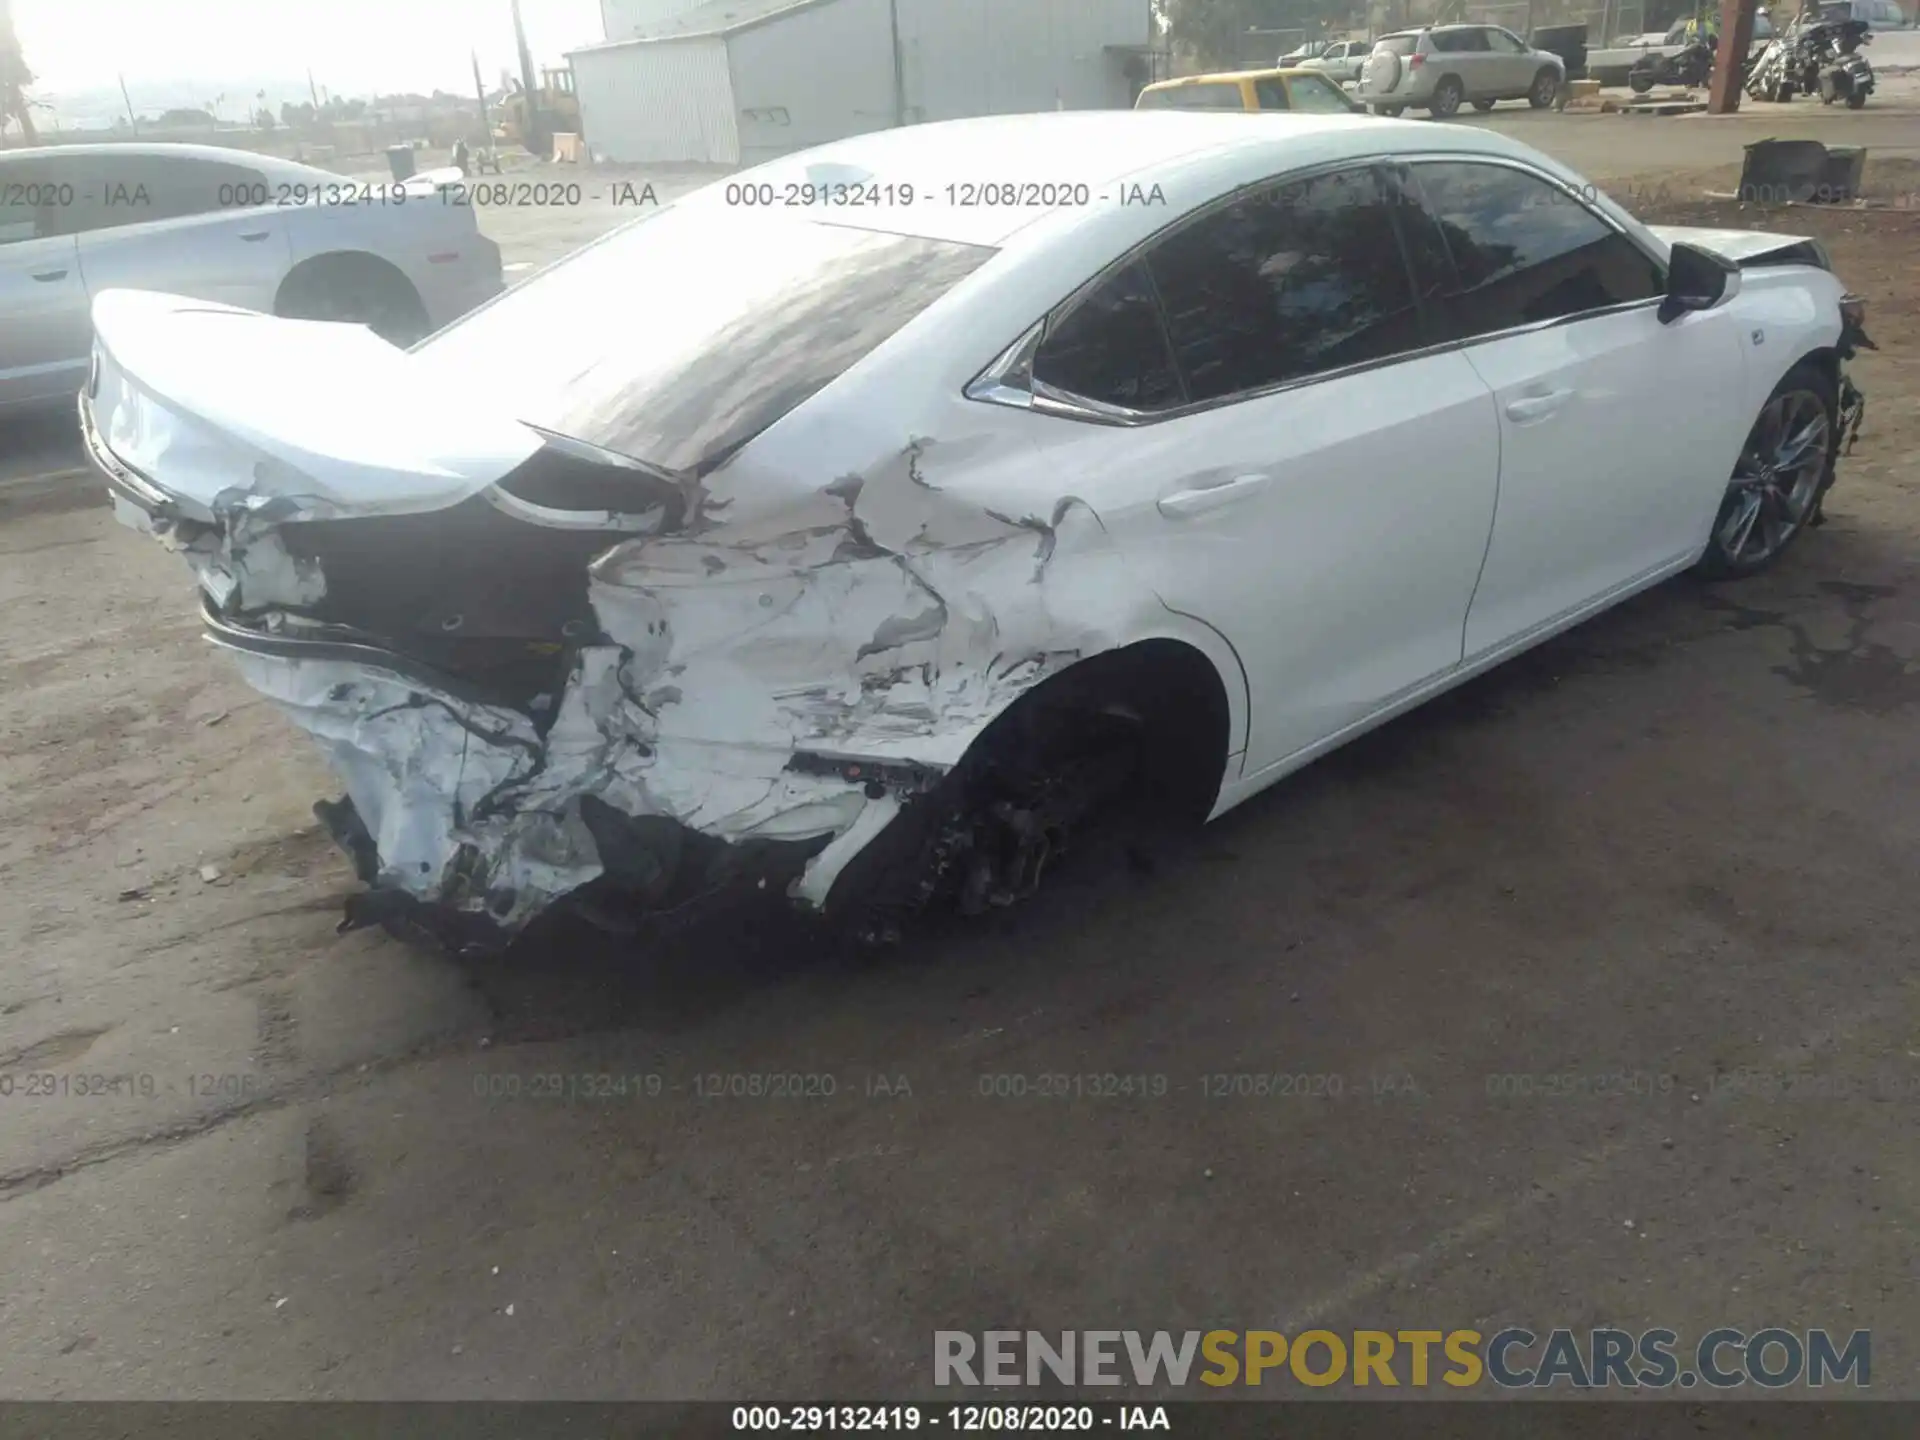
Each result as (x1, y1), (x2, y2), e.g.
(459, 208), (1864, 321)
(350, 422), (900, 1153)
(118, 72), (139, 135)
(888, 0), (906, 126)
(308, 67), (321, 109)
(471, 49), (491, 145)
(510, 0), (544, 153)
(1707, 0), (1756, 110)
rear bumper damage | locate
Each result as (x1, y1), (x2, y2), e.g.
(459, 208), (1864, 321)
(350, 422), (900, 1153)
(203, 618), (913, 949)
(83, 348), (1114, 951)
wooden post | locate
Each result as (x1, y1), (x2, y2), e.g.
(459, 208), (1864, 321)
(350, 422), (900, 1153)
(1707, 0), (1756, 111)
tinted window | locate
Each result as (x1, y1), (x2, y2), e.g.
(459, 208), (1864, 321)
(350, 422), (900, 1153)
(1145, 165), (1423, 402)
(1137, 82), (1247, 111)
(1286, 73), (1358, 111)
(1432, 28), (1490, 50)
(49, 153), (267, 235)
(1403, 161), (1665, 339)
(1032, 261), (1183, 412)
(0, 163), (57, 244)
(1488, 27), (1529, 50)
(1253, 78), (1292, 109)
(1378, 34), (1419, 53)
(413, 208), (994, 473)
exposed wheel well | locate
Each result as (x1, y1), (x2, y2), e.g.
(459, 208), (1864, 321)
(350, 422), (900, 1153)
(273, 252), (429, 343)
(967, 638), (1233, 827)
(816, 639), (1233, 926)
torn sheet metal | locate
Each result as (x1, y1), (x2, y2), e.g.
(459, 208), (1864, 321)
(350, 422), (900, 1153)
(179, 429), (1144, 937)
(89, 293), (1160, 943)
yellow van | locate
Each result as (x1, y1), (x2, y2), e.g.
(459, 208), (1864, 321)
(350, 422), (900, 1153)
(1134, 68), (1363, 116)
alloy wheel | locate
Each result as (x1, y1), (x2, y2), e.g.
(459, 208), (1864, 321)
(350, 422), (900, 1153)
(1714, 388), (1830, 568)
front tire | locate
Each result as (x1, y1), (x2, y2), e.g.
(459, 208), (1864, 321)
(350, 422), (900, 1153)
(1428, 76), (1465, 117)
(1696, 363), (1834, 579)
(1529, 68), (1561, 107)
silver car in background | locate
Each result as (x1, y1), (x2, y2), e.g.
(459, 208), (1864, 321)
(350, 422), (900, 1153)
(1359, 24), (1567, 116)
(0, 142), (503, 414)
(1295, 39), (1371, 85)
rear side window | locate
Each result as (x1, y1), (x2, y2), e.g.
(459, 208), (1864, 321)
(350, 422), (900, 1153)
(1286, 74), (1358, 112)
(50, 154), (266, 235)
(1432, 28), (1491, 51)
(1144, 165), (1423, 402)
(0, 163), (59, 243)
(1377, 35), (1420, 54)
(1253, 79), (1292, 109)
(414, 207), (994, 473)
(1136, 82), (1248, 111)
(1402, 161), (1665, 339)
(1032, 260), (1183, 412)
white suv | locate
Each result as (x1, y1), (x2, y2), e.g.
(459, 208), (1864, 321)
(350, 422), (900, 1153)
(1359, 25), (1567, 117)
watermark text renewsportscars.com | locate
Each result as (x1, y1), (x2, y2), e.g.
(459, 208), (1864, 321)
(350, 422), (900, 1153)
(934, 1328), (1869, 1390)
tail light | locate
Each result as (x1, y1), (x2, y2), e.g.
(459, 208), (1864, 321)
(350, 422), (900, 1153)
(1409, 52), (1427, 67)
(1839, 294), (1866, 331)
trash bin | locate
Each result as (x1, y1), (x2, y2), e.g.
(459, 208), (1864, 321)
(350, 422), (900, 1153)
(385, 144), (417, 182)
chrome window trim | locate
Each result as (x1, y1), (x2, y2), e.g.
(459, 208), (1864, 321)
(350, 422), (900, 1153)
(963, 150), (1673, 429)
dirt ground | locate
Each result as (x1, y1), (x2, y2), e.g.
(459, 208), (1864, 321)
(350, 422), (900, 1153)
(2, 143), (1919, 1404)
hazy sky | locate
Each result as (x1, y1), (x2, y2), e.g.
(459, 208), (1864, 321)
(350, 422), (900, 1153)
(13, 0), (609, 98)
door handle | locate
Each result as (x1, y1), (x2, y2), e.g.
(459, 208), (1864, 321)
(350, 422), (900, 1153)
(1158, 473), (1269, 518)
(31, 268), (68, 281)
(238, 230), (272, 242)
(1504, 387), (1573, 423)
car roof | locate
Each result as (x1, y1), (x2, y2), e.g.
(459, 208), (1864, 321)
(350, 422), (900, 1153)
(696, 109), (1565, 249)
(0, 142), (336, 183)
(0, 141), (335, 182)
(1141, 67), (1325, 86)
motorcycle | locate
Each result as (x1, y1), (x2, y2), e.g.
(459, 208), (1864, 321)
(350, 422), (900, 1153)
(1746, 15), (1873, 106)
(1628, 38), (1717, 92)
(1818, 18), (1874, 108)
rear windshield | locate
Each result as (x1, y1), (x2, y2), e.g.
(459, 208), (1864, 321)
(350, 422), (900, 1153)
(413, 204), (993, 473)
(1136, 82), (1247, 110)
(1376, 35), (1420, 54)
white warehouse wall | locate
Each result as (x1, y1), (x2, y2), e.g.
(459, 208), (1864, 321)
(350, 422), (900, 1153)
(724, 0), (897, 164)
(898, 0), (1151, 121)
(572, 36), (742, 163)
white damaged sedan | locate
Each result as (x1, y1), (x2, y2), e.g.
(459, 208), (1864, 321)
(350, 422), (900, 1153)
(86, 112), (1872, 952)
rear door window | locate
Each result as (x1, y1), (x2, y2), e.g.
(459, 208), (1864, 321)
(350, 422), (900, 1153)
(1377, 34), (1420, 54)
(0, 162), (62, 244)
(48, 154), (267, 235)
(1144, 164), (1425, 402)
(413, 206), (994, 474)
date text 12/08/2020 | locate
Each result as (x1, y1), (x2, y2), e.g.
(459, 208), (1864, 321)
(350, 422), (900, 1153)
(730, 1405), (1172, 1432)
(720, 180), (1169, 209)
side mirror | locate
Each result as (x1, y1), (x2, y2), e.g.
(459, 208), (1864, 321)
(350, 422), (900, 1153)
(1659, 240), (1742, 324)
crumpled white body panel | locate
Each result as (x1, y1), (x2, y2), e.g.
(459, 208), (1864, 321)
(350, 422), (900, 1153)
(206, 458), (1145, 930)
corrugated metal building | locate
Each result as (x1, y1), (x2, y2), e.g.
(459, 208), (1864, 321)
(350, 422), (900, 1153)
(571, 0), (1154, 165)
